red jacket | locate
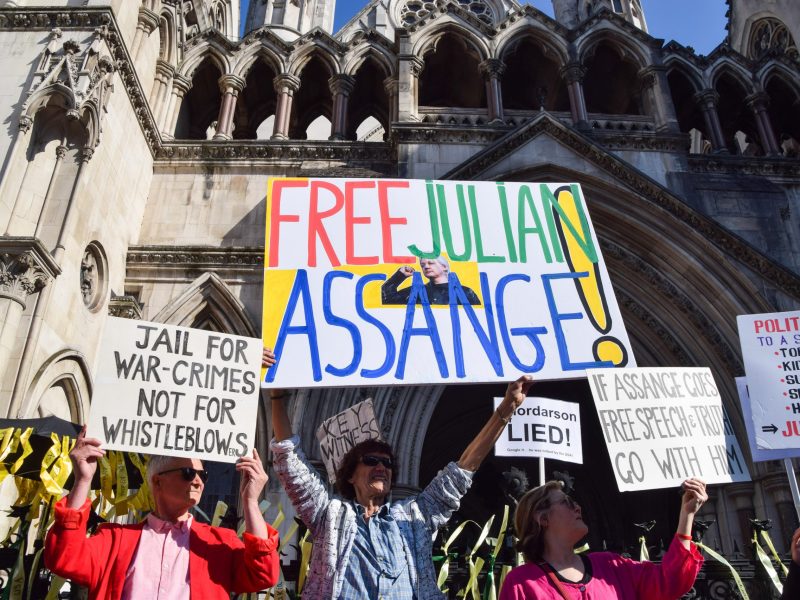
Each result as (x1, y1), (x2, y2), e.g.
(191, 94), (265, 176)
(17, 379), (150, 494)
(44, 498), (280, 600)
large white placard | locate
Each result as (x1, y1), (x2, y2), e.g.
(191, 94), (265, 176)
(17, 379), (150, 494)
(87, 317), (262, 463)
(315, 399), (382, 482)
(262, 178), (636, 388)
(737, 310), (800, 450)
(493, 396), (582, 463)
(586, 367), (750, 492)
(735, 377), (800, 462)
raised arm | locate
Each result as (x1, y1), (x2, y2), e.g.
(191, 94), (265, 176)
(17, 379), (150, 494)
(67, 427), (104, 508)
(263, 347), (330, 535)
(676, 478), (707, 550)
(264, 347), (293, 441)
(458, 375), (533, 471)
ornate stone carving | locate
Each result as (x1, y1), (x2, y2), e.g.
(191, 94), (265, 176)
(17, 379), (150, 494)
(108, 294), (143, 319)
(79, 249), (97, 305)
(0, 238), (60, 308)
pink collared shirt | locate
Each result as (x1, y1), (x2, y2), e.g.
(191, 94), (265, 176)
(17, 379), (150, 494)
(121, 512), (192, 600)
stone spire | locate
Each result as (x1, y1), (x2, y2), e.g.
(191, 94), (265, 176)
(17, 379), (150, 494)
(551, 0), (648, 32)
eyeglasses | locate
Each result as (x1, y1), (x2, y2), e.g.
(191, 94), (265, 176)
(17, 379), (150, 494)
(556, 495), (579, 510)
(361, 455), (394, 469)
(158, 467), (209, 483)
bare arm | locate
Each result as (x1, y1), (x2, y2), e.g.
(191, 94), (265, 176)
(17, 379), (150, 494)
(458, 375), (533, 471)
(67, 427), (104, 509)
(237, 449), (269, 538)
(263, 347), (293, 441)
(676, 478), (708, 550)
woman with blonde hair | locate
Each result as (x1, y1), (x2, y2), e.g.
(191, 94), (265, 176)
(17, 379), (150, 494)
(499, 478), (706, 599)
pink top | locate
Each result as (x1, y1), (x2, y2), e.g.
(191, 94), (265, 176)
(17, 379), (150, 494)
(121, 513), (192, 600)
(499, 536), (703, 600)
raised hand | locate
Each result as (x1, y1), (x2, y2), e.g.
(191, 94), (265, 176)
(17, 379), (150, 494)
(237, 448), (269, 505)
(397, 265), (415, 278)
(680, 478), (708, 516)
(501, 375), (535, 412)
(262, 347), (276, 369)
(70, 426), (104, 484)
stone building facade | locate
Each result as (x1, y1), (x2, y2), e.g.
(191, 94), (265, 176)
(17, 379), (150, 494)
(0, 0), (798, 594)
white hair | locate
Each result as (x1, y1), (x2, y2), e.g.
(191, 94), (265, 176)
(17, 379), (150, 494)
(420, 255), (449, 273)
(146, 454), (179, 486)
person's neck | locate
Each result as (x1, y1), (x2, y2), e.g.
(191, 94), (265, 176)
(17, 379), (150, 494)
(542, 537), (582, 570)
(153, 505), (191, 523)
(356, 493), (386, 520)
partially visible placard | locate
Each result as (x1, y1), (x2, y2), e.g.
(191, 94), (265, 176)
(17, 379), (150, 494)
(737, 310), (800, 450)
(87, 317), (262, 463)
(735, 377), (800, 462)
(316, 400), (382, 482)
(493, 396), (582, 463)
(587, 367), (751, 492)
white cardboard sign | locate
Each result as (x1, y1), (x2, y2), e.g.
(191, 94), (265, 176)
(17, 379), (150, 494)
(586, 367), (750, 492)
(316, 399), (382, 482)
(736, 310), (800, 450)
(87, 317), (262, 463)
(493, 396), (582, 463)
(735, 377), (800, 462)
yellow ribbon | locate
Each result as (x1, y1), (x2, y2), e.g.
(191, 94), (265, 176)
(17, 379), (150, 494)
(44, 575), (66, 600)
(437, 519), (473, 590)
(695, 541), (750, 600)
(0, 427), (16, 483)
(482, 505), (510, 600)
(297, 530), (313, 595)
(114, 450), (130, 514)
(10, 428), (33, 475)
(638, 535), (649, 561)
(460, 515), (495, 599)
(39, 434), (65, 496)
(99, 453), (113, 508)
(212, 501), (229, 527)
(271, 504), (285, 530)
(8, 537), (26, 600)
(753, 531), (783, 595)
(760, 530), (789, 577)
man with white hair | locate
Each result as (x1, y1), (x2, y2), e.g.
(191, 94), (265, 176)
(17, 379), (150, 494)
(45, 428), (279, 600)
(381, 256), (480, 305)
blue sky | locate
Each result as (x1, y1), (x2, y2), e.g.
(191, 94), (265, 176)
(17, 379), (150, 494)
(240, 0), (728, 55)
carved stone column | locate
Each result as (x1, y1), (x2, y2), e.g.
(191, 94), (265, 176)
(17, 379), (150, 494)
(329, 74), (356, 140)
(638, 65), (679, 132)
(561, 62), (588, 127)
(726, 482), (756, 558)
(383, 76), (399, 125)
(398, 32), (423, 122)
(213, 74), (245, 140)
(271, 74), (301, 140)
(151, 59), (175, 127)
(746, 91), (780, 156)
(164, 74), (192, 139)
(0, 239), (60, 410)
(0, 115), (35, 233)
(480, 58), (505, 123)
(693, 89), (727, 153)
(132, 6), (160, 60)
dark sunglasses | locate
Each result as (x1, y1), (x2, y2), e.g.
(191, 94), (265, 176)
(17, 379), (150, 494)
(361, 455), (394, 469)
(158, 467), (209, 483)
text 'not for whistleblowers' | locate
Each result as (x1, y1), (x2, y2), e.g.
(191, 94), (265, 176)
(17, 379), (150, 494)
(87, 317), (262, 463)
